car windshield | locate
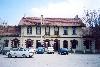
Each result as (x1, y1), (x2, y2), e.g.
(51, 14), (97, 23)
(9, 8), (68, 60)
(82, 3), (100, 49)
(38, 47), (43, 49)
(3, 47), (11, 50)
(61, 48), (67, 50)
(11, 48), (18, 51)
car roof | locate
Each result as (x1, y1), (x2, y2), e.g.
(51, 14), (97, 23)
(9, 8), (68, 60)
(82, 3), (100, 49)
(48, 47), (53, 48)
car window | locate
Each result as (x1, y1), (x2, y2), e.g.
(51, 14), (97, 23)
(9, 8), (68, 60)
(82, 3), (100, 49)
(19, 49), (23, 51)
(24, 49), (27, 51)
(12, 48), (18, 51)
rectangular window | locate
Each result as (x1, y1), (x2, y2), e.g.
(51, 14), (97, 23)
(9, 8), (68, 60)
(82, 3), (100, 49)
(54, 26), (59, 35)
(72, 27), (77, 35)
(36, 26), (41, 35)
(63, 26), (68, 35)
(27, 26), (32, 34)
(45, 26), (50, 35)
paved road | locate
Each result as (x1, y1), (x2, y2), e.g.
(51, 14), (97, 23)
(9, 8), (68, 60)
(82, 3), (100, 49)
(0, 53), (100, 67)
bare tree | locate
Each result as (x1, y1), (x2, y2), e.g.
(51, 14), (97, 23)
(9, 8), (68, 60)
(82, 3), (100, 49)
(82, 10), (100, 53)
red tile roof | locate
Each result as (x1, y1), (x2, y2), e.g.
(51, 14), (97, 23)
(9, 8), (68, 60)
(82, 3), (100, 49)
(19, 17), (85, 26)
(0, 26), (20, 36)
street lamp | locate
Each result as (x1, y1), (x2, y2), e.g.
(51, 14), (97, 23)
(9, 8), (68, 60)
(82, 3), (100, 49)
(40, 15), (44, 45)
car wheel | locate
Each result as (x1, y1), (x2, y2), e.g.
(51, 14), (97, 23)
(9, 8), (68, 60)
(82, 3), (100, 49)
(29, 55), (32, 58)
(58, 52), (60, 54)
(59, 52), (61, 55)
(22, 54), (26, 58)
(66, 53), (68, 55)
(8, 54), (12, 58)
(15, 56), (17, 58)
(35, 52), (37, 54)
(61, 53), (63, 55)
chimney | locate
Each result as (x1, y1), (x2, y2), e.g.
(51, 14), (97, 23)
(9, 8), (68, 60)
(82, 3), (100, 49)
(24, 14), (26, 18)
(75, 15), (79, 19)
(41, 15), (44, 24)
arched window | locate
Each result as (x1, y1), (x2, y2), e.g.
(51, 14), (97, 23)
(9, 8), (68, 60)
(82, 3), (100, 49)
(4, 39), (9, 47)
(25, 39), (33, 48)
(70, 39), (78, 49)
(83, 40), (92, 49)
(11, 38), (20, 48)
(63, 40), (68, 48)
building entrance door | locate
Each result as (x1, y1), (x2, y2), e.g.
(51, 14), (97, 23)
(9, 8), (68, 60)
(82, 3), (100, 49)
(54, 39), (60, 51)
(25, 39), (33, 48)
(44, 39), (50, 48)
(63, 40), (68, 48)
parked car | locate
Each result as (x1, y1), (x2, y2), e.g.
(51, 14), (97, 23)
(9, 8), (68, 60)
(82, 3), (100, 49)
(25, 48), (36, 54)
(6, 48), (34, 58)
(1, 47), (12, 55)
(47, 47), (54, 54)
(36, 47), (45, 54)
(58, 48), (68, 55)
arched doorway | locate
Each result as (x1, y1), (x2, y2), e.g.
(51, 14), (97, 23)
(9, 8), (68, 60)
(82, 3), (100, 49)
(11, 38), (20, 48)
(54, 39), (60, 51)
(63, 40), (68, 48)
(44, 39), (50, 48)
(4, 39), (9, 47)
(70, 39), (78, 49)
(36, 40), (42, 48)
(25, 39), (33, 48)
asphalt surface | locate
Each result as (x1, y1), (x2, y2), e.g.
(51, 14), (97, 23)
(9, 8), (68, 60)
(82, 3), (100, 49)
(0, 53), (100, 67)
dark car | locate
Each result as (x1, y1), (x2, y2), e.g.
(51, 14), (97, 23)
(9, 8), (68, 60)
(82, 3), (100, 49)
(36, 47), (45, 54)
(58, 48), (68, 55)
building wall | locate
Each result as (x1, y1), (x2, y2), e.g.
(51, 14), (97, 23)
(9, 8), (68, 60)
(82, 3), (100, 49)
(0, 25), (85, 51)
(19, 25), (84, 51)
(0, 37), (20, 48)
(21, 26), (82, 37)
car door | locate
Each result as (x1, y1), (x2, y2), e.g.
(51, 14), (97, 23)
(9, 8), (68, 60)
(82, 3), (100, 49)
(18, 48), (24, 57)
(12, 50), (16, 57)
(13, 49), (18, 57)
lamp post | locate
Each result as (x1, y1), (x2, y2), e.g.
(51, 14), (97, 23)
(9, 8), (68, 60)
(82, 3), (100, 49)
(40, 15), (44, 46)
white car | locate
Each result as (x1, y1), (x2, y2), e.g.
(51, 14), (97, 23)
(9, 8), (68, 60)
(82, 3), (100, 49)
(25, 48), (36, 54)
(6, 48), (34, 58)
(47, 47), (54, 54)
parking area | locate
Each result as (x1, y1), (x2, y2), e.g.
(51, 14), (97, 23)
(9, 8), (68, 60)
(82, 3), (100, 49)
(0, 53), (100, 67)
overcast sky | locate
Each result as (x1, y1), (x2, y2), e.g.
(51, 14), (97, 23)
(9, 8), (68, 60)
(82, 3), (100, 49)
(0, 0), (100, 25)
